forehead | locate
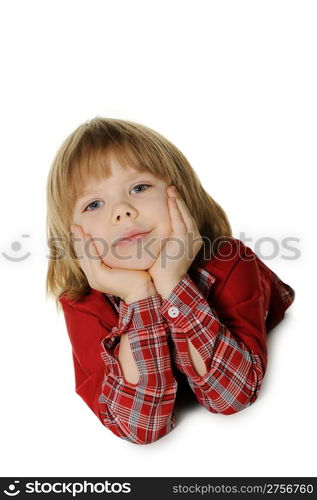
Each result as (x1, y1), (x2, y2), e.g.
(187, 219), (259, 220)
(73, 147), (168, 202)
(77, 165), (157, 198)
(82, 166), (154, 195)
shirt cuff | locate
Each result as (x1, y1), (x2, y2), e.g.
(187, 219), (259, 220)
(101, 293), (164, 352)
(160, 273), (220, 362)
(100, 293), (175, 388)
(105, 293), (164, 340)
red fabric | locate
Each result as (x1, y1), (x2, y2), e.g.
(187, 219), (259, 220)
(59, 237), (295, 444)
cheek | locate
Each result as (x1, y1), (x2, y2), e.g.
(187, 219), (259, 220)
(93, 238), (110, 261)
(151, 197), (172, 236)
(79, 219), (111, 257)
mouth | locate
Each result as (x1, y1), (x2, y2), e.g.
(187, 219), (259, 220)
(114, 231), (152, 247)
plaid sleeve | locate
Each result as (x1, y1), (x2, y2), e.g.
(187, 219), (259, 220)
(99, 294), (178, 444)
(159, 274), (265, 415)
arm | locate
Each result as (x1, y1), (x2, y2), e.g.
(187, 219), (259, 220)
(157, 257), (267, 415)
(116, 281), (158, 384)
(156, 278), (209, 377)
(99, 291), (178, 444)
(60, 289), (178, 445)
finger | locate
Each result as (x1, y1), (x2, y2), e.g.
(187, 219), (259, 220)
(70, 226), (95, 280)
(174, 198), (203, 253)
(168, 187), (196, 233)
(70, 225), (85, 262)
(170, 198), (203, 259)
(168, 195), (187, 236)
(70, 225), (99, 275)
(84, 234), (101, 260)
(72, 225), (111, 279)
(174, 197), (197, 233)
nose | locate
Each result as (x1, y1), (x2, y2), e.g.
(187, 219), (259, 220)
(112, 203), (138, 223)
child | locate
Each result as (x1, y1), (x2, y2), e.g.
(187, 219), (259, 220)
(46, 117), (295, 445)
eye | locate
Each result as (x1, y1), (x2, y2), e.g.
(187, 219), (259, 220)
(82, 184), (151, 212)
(131, 183), (151, 194)
(84, 200), (104, 212)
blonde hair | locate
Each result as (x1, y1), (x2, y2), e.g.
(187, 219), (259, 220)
(46, 117), (233, 310)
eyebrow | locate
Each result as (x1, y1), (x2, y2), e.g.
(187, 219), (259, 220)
(76, 172), (153, 203)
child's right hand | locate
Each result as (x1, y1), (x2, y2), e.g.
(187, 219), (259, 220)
(70, 224), (153, 302)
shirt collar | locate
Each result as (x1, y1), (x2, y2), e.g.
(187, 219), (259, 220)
(107, 293), (120, 309)
(188, 263), (216, 299)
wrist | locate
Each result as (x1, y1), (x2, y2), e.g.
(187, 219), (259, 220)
(124, 281), (157, 305)
(154, 275), (183, 300)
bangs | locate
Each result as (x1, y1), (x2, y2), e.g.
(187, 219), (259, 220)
(47, 116), (233, 304)
(53, 117), (175, 221)
(67, 137), (171, 205)
(68, 146), (119, 203)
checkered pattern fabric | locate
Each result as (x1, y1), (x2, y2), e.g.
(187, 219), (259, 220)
(59, 238), (295, 444)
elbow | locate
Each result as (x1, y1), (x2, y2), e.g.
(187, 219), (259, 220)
(195, 359), (264, 416)
(219, 354), (265, 415)
(98, 376), (178, 444)
(205, 390), (261, 416)
(98, 397), (176, 444)
(219, 373), (264, 416)
(220, 375), (264, 416)
(218, 395), (260, 415)
(101, 414), (176, 445)
(128, 422), (175, 445)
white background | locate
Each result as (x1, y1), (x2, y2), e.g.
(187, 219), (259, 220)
(0, 0), (316, 478)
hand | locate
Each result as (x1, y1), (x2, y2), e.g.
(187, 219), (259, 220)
(147, 185), (203, 299)
(70, 224), (154, 302)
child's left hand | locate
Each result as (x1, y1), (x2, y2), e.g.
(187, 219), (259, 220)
(147, 185), (204, 299)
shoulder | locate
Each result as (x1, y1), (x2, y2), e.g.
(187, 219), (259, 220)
(201, 237), (261, 302)
(203, 236), (257, 277)
(59, 288), (116, 327)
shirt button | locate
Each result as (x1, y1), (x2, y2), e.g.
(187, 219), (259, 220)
(168, 306), (179, 318)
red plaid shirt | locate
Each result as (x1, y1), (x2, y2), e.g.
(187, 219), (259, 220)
(59, 238), (295, 444)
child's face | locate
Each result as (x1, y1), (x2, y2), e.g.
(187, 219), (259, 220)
(72, 154), (172, 270)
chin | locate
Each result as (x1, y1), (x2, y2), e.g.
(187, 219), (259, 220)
(116, 258), (154, 271)
(105, 256), (155, 271)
